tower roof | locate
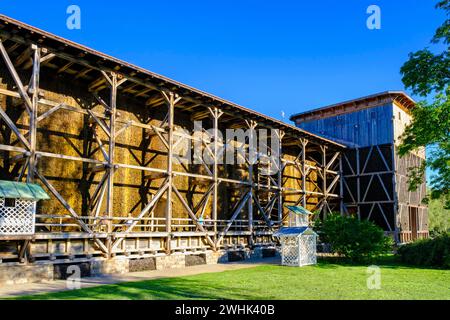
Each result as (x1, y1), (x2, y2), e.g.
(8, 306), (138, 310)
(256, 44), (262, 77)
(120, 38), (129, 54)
(290, 91), (416, 123)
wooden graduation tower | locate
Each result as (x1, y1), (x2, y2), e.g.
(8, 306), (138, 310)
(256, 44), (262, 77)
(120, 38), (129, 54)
(0, 15), (344, 272)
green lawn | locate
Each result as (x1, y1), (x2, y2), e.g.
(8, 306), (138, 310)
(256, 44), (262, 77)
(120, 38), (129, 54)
(11, 258), (450, 300)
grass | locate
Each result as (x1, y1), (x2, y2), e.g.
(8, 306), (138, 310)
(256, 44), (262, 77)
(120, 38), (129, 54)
(10, 257), (450, 300)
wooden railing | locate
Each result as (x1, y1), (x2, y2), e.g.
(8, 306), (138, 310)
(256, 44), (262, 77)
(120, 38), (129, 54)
(35, 214), (276, 234)
(399, 230), (429, 243)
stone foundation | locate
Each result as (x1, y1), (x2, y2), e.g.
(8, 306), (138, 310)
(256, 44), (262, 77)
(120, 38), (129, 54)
(185, 254), (206, 267)
(0, 247), (276, 286)
(91, 257), (129, 276)
(0, 264), (53, 285)
(129, 257), (156, 272)
(155, 254), (185, 270)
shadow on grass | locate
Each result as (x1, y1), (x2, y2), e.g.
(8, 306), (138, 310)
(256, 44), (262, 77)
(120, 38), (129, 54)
(14, 276), (260, 300)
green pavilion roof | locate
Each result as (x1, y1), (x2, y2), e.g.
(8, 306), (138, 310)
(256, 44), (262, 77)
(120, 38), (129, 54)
(285, 205), (314, 215)
(0, 180), (50, 200)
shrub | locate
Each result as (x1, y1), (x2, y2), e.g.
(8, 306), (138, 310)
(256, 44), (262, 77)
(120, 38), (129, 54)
(315, 214), (393, 262)
(397, 234), (450, 269)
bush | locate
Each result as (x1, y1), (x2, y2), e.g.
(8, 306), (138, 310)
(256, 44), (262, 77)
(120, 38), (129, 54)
(397, 234), (450, 269)
(315, 214), (393, 262)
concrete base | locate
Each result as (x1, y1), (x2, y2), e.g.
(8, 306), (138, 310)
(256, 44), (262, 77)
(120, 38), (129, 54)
(0, 247), (276, 286)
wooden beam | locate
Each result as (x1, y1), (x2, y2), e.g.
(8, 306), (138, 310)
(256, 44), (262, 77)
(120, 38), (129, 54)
(216, 191), (251, 246)
(0, 106), (31, 150)
(0, 40), (33, 113)
(74, 67), (92, 79)
(173, 185), (215, 249)
(57, 61), (74, 74)
(13, 46), (32, 67)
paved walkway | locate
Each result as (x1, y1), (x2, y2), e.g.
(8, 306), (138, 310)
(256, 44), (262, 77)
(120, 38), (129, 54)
(0, 257), (279, 298)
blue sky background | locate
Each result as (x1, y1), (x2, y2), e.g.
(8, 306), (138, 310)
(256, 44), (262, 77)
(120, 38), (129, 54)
(0, 1), (445, 122)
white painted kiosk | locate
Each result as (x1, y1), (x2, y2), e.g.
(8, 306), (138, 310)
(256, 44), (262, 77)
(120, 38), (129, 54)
(274, 205), (317, 267)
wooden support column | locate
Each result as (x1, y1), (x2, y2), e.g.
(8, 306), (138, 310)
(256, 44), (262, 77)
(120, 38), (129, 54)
(322, 145), (328, 218)
(162, 91), (180, 254)
(107, 73), (117, 256)
(391, 143), (400, 243)
(339, 155), (344, 216)
(103, 72), (126, 256)
(27, 44), (40, 183)
(209, 107), (223, 248)
(246, 120), (257, 247)
(356, 147), (361, 219)
(276, 130), (284, 223)
(19, 44), (41, 263)
(301, 139), (308, 209)
(166, 93), (174, 254)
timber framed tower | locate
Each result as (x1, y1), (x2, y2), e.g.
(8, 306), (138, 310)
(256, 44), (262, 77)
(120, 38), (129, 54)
(291, 91), (429, 243)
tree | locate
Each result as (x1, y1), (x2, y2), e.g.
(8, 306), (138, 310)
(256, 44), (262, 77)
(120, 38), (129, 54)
(428, 194), (450, 236)
(399, 0), (450, 208)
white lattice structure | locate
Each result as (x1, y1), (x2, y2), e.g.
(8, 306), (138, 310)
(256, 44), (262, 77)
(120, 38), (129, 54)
(274, 205), (317, 267)
(276, 227), (317, 266)
(0, 180), (49, 236)
(0, 198), (36, 235)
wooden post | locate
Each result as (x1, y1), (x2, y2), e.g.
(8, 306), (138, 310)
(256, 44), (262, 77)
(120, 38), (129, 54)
(322, 145), (327, 218)
(162, 91), (180, 254)
(356, 147), (361, 219)
(301, 139), (307, 209)
(104, 72), (127, 256)
(247, 121), (257, 247)
(167, 93), (174, 254)
(391, 143), (400, 243)
(27, 44), (40, 184)
(211, 107), (222, 249)
(107, 73), (117, 256)
(277, 130), (284, 223)
(339, 154), (344, 216)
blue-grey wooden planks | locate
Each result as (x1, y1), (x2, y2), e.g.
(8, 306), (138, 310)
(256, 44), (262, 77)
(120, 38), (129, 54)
(296, 104), (394, 147)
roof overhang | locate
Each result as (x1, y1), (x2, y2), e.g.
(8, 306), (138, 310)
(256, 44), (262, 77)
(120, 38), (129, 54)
(0, 14), (345, 150)
(273, 226), (317, 237)
(290, 91), (416, 123)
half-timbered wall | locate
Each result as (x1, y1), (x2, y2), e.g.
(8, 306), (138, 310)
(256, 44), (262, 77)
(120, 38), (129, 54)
(341, 144), (396, 234)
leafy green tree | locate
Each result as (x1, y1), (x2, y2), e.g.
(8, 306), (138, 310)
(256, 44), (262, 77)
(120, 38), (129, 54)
(428, 195), (450, 236)
(399, 0), (450, 207)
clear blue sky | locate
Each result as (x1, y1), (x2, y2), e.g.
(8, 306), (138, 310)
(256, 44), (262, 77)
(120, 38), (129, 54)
(0, 1), (445, 122)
